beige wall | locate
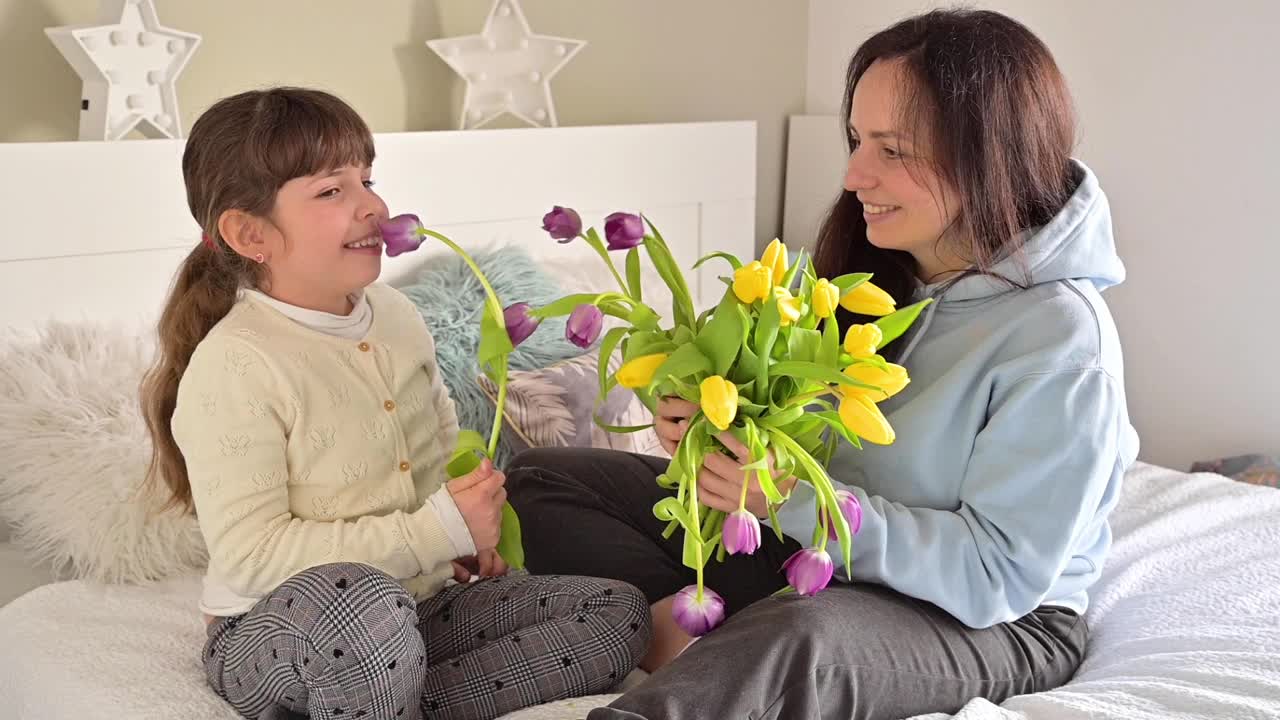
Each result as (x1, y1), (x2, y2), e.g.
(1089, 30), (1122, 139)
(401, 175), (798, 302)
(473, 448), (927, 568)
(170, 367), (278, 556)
(0, 0), (807, 247)
(805, 0), (1280, 470)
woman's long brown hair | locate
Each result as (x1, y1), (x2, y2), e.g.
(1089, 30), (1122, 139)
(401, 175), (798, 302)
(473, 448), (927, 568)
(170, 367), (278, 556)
(140, 87), (374, 512)
(812, 9), (1078, 357)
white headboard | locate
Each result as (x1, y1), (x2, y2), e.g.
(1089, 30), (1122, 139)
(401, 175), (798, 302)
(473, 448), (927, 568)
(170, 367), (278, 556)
(1, 121), (756, 331)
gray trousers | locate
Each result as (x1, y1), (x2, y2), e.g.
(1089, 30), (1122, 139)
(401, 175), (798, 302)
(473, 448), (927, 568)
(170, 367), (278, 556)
(203, 562), (651, 720)
(506, 448), (1089, 720)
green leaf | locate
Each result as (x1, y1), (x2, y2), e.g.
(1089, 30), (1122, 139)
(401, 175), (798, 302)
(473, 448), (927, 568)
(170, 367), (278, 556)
(496, 502), (525, 570)
(672, 325), (696, 346)
(625, 247), (643, 302)
(732, 344), (760, 385)
(692, 251), (744, 272)
(597, 326), (629, 402)
(625, 302), (662, 331)
(694, 293), (747, 377)
(445, 430), (489, 478)
(743, 418), (785, 504)
(831, 273), (872, 293)
(780, 247), (806, 290)
(766, 501), (786, 542)
(477, 304), (515, 370)
(819, 315), (841, 368)
(769, 360), (868, 390)
(622, 330), (677, 361)
(786, 327), (822, 365)
(653, 496), (691, 528)
(652, 342), (712, 384)
(808, 410), (864, 450)
(530, 293), (611, 320)
(641, 221), (696, 329)
(752, 291), (781, 403)
(594, 419), (656, 433)
(766, 427), (847, 570)
(874, 298), (933, 348)
(759, 404), (805, 430)
(584, 227), (631, 295)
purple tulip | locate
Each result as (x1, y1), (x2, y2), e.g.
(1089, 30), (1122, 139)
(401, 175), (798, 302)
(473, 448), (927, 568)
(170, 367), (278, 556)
(603, 212), (645, 251)
(825, 490), (864, 541)
(565, 304), (603, 348)
(542, 206), (583, 242)
(503, 303), (540, 347)
(379, 213), (425, 257)
(782, 548), (834, 597)
(671, 584), (725, 637)
(723, 510), (762, 555)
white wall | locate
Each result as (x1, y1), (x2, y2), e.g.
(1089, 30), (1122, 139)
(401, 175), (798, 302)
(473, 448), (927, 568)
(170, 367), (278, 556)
(804, 0), (1279, 471)
(1, 0), (806, 250)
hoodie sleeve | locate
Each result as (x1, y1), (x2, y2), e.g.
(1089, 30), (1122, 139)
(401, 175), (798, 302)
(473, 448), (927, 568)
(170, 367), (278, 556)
(774, 367), (1126, 628)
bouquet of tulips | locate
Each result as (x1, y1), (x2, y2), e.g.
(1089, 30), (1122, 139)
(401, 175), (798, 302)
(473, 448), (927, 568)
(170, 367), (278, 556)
(380, 207), (929, 636)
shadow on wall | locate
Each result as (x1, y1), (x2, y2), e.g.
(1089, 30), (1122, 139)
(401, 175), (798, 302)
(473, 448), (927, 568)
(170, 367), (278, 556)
(395, 1), (452, 132)
(0, 0), (83, 142)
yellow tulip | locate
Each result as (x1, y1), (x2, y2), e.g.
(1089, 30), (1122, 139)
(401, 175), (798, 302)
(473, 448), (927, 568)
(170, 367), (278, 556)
(733, 261), (773, 304)
(773, 286), (803, 326)
(699, 375), (739, 431)
(760, 238), (788, 287)
(812, 278), (839, 319)
(839, 281), (896, 316)
(617, 353), (669, 389)
(843, 324), (883, 357)
(842, 362), (910, 401)
(838, 393), (896, 445)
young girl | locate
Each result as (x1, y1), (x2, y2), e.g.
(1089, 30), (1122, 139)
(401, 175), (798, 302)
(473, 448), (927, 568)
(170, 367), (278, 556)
(508, 9), (1138, 720)
(141, 87), (650, 720)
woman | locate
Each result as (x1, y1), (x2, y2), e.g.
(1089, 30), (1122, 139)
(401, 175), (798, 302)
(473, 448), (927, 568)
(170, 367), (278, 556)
(507, 9), (1139, 719)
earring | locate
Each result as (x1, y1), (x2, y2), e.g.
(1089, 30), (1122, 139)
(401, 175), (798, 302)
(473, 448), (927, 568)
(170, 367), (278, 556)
(254, 252), (265, 264)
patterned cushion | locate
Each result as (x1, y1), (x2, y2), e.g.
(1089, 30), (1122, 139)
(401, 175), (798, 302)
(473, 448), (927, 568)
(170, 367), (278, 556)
(1191, 453), (1279, 488)
(477, 351), (670, 461)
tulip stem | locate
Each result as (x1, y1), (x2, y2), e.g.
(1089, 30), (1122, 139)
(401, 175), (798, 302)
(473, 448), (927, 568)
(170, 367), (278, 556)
(487, 361), (507, 458)
(580, 231), (630, 297)
(420, 228), (511, 459)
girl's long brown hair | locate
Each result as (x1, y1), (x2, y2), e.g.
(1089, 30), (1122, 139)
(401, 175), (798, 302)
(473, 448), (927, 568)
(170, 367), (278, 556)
(813, 9), (1078, 356)
(141, 87), (375, 512)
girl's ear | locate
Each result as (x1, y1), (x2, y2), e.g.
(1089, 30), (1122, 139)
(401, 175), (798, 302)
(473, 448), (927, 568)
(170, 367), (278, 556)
(217, 209), (267, 261)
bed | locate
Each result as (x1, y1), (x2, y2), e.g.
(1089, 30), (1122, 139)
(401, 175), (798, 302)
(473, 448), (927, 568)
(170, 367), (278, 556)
(2, 120), (1278, 720)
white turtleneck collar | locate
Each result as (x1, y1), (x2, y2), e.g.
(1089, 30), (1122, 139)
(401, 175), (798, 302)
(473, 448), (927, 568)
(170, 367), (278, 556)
(242, 288), (374, 340)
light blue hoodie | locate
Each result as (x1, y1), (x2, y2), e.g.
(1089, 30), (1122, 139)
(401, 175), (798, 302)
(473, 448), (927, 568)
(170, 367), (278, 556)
(773, 160), (1140, 629)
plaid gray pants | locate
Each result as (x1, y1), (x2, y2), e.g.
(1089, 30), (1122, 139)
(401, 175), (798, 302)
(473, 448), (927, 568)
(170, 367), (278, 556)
(203, 563), (651, 720)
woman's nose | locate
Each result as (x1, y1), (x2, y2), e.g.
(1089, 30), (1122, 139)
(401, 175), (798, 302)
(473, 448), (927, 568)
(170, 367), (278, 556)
(844, 151), (875, 192)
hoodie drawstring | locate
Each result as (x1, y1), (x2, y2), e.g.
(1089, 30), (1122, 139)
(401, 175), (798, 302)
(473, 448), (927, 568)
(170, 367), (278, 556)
(897, 297), (938, 364)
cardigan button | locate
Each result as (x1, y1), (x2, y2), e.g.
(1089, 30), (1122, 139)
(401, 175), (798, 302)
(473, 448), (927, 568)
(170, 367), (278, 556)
(384, 400), (396, 412)
(358, 342), (371, 352)
(399, 461), (411, 472)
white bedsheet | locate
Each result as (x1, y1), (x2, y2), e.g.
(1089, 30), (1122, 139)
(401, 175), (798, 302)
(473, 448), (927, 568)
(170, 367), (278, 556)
(2, 462), (1277, 719)
(911, 462), (1280, 720)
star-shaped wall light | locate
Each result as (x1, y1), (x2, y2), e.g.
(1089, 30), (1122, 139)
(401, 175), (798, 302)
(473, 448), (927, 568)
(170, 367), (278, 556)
(46, 0), (200, 140)
(427, 0), (585, 129)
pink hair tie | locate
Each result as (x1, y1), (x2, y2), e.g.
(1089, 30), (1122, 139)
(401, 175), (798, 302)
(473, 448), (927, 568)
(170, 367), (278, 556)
(201, 233), (214, 250)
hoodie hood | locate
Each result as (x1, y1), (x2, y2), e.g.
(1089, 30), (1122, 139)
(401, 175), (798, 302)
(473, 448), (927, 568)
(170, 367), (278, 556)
(923, 159), (1125, 303)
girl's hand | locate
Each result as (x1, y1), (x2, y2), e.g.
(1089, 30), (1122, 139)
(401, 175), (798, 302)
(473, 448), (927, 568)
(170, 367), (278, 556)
(655, 396), (699, 455)
(696, 432), (797, 518)
(447, 459), (506, 551)
(477, 548), (509, 578)
(451, 555), (478, 583)
(450, 549), (509, 582)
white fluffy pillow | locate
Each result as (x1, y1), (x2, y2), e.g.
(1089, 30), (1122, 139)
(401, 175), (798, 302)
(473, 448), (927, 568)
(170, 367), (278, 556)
(0, 322), (207, 584)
